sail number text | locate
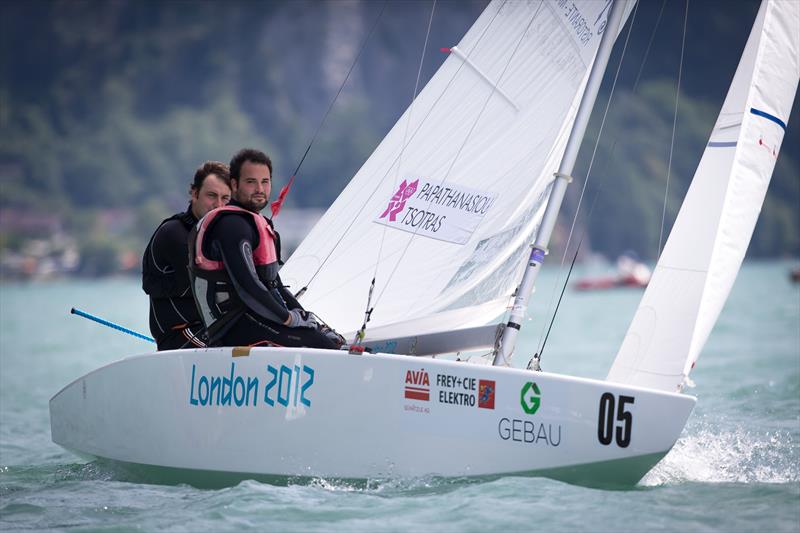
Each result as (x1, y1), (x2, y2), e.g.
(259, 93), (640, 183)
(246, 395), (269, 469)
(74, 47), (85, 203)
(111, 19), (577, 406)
(597, 392), (634, 448)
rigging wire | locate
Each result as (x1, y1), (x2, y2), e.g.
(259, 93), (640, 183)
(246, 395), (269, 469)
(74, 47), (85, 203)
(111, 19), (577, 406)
(294, 2), (506, 298)
(271, 1), (388, 220)
(632, 0), (667, 93)
(537, 193), (594, 361)
(658, 0), (689, 259)
(535, 0), (640, 360)
(354, 0), (438, 344)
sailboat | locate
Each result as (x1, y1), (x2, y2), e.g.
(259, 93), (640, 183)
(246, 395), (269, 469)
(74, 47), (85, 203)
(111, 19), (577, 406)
(573, 253), (652, 291)
(50, 0), (799, 487)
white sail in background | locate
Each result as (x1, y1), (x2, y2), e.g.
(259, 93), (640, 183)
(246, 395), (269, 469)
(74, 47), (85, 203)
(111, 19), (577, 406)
(607, 0), (800, 392)
(282, 0), (629, 336)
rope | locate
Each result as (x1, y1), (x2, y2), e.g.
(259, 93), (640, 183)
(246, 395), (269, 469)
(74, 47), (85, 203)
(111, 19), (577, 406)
(632, 0), (667, 93)
(274, 1), (388, 220)
(538, 225), (585, 360)
(355, 1), (439, 344)
(295, 1), (506, 297)
(659, 0), (689, 259)
(536, 0), (639, 359)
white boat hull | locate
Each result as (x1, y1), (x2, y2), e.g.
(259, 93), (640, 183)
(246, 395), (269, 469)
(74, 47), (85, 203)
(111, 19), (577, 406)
(50, 347), (695, 486)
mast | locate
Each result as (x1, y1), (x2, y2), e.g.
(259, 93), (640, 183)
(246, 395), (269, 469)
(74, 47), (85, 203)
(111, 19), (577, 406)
(492, 0), (628, 366)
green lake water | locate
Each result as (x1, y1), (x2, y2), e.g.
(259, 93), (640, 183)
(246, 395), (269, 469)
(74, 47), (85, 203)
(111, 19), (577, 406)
(1, 261), (798, 531)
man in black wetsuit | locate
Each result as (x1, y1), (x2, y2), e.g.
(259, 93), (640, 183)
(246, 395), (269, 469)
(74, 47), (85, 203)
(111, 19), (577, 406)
(189, 148), (343, 349)
(142, 161), (231, 350)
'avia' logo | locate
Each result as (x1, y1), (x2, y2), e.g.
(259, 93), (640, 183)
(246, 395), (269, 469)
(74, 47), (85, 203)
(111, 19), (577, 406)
(520, 381), (541, 414)
(404, 368), (430, 401)
(380, 179), (419, 222)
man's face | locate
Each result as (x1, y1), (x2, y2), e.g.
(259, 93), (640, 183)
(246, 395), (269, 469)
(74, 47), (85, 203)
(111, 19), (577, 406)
(191, 174), (231, 219)
(232, 161), (271, 213)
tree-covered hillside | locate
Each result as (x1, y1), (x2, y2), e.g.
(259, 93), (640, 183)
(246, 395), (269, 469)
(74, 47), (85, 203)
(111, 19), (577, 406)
(0, 0), (797, 277)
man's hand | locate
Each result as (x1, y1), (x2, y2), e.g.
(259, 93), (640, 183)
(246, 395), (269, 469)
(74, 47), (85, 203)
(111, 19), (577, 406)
(285, 309), (320, 329)
(319, 323), (346, 348)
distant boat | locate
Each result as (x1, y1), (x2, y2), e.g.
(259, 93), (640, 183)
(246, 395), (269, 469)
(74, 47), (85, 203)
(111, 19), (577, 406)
(50, 0), (798, 488)
(574, 253), (651, 291)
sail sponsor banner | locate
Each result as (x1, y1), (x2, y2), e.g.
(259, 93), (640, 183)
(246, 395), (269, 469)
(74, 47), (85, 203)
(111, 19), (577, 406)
(402, 367), (495, 411)
(374, 178), (496, 245)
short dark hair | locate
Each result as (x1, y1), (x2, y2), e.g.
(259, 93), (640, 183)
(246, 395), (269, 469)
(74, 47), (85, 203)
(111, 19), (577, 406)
(229, 148), (273, 182)
(191, 161), (230, 191)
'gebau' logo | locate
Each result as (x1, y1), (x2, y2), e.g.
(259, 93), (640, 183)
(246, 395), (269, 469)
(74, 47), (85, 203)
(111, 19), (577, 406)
(520, 381), (541, 414)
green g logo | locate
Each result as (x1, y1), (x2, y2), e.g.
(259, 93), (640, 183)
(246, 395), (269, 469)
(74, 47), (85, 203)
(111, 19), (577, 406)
(520, 382), (541, 414)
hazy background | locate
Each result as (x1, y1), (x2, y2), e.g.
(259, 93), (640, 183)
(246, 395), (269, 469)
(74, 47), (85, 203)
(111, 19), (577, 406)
(1, 5), (798, 529)
(1, 0), (798, 280)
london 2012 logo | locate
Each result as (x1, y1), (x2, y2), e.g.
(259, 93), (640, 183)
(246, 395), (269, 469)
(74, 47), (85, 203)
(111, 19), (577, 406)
(520, 381), (541, 414)
(380, 179), (419, 222)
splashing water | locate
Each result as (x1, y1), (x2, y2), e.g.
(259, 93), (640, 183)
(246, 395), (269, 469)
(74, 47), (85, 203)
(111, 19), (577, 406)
(643, 424), (798, 486)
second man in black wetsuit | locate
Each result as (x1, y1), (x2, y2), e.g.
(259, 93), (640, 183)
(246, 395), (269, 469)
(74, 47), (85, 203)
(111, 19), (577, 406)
(142, 161), (231, 350)
(189, 148), (344, 349)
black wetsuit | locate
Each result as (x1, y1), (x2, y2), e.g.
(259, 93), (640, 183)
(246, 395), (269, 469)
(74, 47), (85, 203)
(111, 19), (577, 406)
(198, 201), (337, 349)
(142, 207), (205, 350)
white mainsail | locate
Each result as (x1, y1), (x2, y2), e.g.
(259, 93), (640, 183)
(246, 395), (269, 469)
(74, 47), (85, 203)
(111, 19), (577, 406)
(607, 0), (800, 392)
(282, 0), (630, 337)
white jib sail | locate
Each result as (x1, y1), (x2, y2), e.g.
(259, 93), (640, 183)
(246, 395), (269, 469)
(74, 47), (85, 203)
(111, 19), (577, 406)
(607, 0), (800, 392)
(281, 0), (629, 337)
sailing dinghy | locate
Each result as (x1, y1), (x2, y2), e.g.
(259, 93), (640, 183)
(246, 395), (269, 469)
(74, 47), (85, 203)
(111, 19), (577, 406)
(50, 0), (799, 487)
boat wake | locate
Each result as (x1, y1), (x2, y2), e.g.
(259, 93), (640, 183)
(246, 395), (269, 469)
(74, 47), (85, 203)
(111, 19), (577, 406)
(303, 475), (466, 495)
(73, 458), (467, 494)
(641, 422), (798, 486)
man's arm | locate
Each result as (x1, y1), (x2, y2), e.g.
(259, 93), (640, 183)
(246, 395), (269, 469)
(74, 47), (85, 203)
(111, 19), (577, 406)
(276, 275), (304, 311)
(146, 220), (193, 297)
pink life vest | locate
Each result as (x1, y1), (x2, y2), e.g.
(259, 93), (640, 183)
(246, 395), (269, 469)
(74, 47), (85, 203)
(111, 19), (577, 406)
(193, 205), (277, 271)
